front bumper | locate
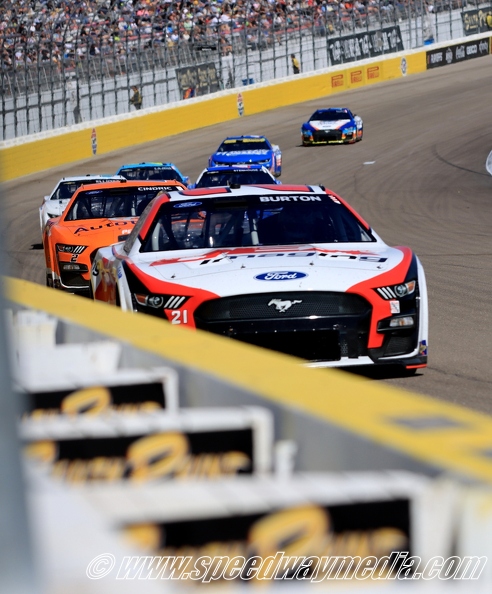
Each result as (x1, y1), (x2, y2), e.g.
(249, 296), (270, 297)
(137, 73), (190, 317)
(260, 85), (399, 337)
(302, 129), (356, 144)
(193, 291), (425, 368)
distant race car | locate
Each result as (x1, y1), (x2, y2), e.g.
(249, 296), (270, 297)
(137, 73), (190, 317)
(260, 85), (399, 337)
(301, 108), (363, 145)
(39, 174), (124, 234)
(91, 184), (428, 372)
(43, 179), (186, 296)
(192, 165), (281, 188)
(208, 136), (282, 177)
(116, 162), (189, 186)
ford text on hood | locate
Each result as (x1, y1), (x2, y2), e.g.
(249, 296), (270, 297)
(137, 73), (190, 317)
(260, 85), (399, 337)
(91, 185), (428, 371)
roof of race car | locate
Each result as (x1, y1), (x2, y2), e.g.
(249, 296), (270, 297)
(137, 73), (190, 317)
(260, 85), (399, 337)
(221, 135), (267, 141)
(199, 165), (272, 173)
(165, 184), (320, 200)
(149, 184), (371, 231)
(63, 178), (186, 202)
(313, 107), (351, 113)
(56, 174), (124, 183)
(116, 162), (180, 169)
(72, 179), (185, 189)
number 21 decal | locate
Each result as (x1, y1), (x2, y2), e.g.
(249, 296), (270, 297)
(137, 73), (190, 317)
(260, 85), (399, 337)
(170, 310), (188, 324)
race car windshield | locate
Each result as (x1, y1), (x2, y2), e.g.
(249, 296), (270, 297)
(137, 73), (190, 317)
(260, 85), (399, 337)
(52, 178), (121, 200)
(118, 167), (182, 182)
(53, 182), (81, 200)
(64, 187), (166, 221)
(217, 139), (268, 152)
(195, 170), (274, 188)
(310, 110), (351, 121)
(140, 195), (375, 252)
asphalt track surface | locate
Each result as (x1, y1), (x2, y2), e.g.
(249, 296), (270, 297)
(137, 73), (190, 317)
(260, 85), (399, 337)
(2, 56), (492, 414)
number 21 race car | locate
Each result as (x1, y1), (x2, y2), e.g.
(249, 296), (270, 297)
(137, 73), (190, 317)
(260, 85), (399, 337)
(91, 185), (428, 372)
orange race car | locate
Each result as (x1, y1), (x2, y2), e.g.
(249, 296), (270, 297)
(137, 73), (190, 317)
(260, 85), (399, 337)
(43, 179), (186, 296)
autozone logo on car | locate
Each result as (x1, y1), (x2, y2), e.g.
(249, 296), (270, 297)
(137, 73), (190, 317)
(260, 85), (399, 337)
(255, 271), (307, 281)
(259, 196), (322, 202)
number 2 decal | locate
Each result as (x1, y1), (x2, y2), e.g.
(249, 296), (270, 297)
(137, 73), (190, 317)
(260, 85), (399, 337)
(170, 310), (188, 324)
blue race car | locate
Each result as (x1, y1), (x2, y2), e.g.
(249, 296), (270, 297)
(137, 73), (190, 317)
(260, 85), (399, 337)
(209, 135), (282, 177)
(301, 108), (363, 146)
(192, 165), (281, 188)
(115, 162), (189, 186)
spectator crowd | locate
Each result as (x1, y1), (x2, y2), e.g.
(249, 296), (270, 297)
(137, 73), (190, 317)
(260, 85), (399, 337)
(0, 0), (405, 71)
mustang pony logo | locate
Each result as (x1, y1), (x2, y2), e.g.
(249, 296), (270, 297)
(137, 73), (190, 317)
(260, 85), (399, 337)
(268, 299), (302, 313)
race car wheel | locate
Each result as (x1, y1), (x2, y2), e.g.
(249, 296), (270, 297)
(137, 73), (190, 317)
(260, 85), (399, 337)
(46, 273), (53, 288)
(356, 130), (363, 142)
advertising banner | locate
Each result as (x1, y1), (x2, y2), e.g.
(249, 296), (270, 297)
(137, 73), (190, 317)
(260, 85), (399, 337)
(426, 38), (490, 69)
(461, 9), (492, 36)
(20, 367), (179, 417)
(21, 407), (273, 481)
(176, 63), (221, 99)
(328, 26), (404, 65)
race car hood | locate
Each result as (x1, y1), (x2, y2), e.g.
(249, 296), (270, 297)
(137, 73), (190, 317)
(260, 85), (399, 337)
(308, 119), (352, 131)
(59, 218), (137, 241)
(212, 150), (272, 165)
(133, 244), (405, 295)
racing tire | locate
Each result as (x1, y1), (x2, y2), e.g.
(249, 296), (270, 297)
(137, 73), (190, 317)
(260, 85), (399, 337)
(356, 130), (363, 142)
(46, 273), (53, 288)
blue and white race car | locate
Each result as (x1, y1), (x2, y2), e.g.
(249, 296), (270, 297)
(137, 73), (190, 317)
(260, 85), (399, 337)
(115, 162), (189, 186)
(209, 136), (282, 177)
(192, 165), (281, 188)
(301, 108), (363, 145)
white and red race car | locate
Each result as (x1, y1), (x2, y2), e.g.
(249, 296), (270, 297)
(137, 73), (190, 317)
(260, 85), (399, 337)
(91, 185), (428, 371)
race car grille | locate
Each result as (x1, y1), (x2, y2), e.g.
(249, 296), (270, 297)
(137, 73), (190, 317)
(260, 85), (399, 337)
(194, 292), (371, 362)
(383, 333), (415, 356)
(313, 130), (343, 142)
(195, 292), (368, 320)
(59, 270), (89, 288)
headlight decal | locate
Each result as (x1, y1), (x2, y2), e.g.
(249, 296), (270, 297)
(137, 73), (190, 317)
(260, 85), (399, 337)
(56, 244), (87, 255)
(376, 280), (416, 300)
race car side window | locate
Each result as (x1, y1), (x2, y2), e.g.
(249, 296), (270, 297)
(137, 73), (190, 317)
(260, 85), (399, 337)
(124, 199), (159, 254)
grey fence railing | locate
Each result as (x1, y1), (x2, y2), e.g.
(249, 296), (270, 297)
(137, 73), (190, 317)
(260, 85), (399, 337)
(0, 1), (491, 141)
